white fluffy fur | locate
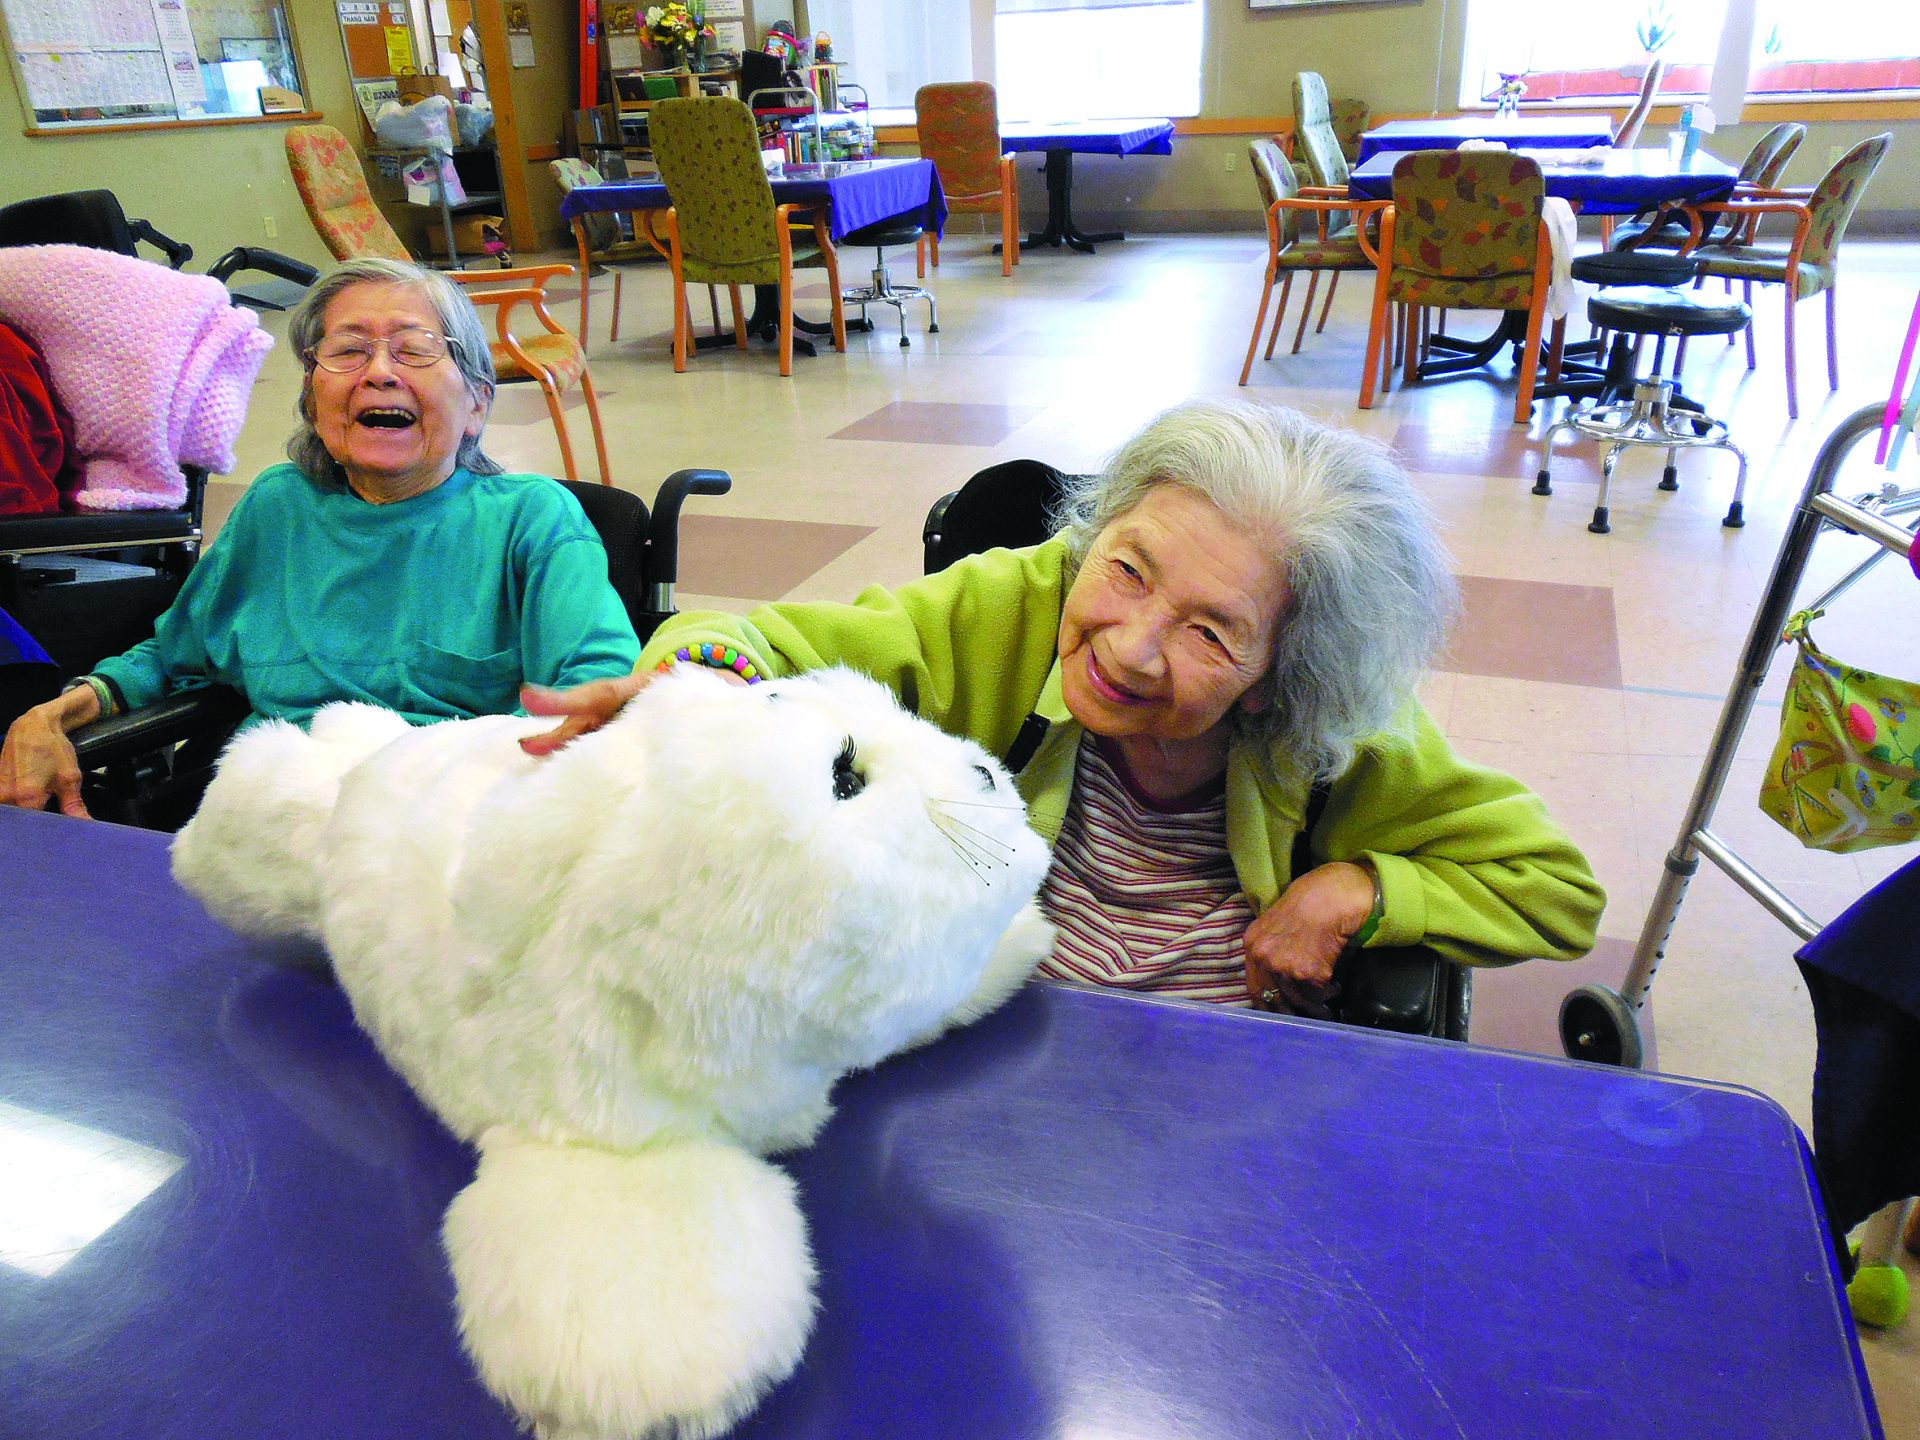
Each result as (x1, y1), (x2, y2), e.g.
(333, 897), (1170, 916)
(172, 668), (1053, 1440)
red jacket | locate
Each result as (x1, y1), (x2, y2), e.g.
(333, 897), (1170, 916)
(0, 319), (75, 516)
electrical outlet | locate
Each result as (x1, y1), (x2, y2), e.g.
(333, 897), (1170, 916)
(263, 214), (278, 239)
(1223, 152), (1238, 173)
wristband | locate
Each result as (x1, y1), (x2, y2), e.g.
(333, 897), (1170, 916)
(654, 642), (763, 685)
(1348, 867), (1384, 949)
(61, 675), (118, 720)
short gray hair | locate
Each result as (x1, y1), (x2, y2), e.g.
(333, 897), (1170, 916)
(1055, 399), (1459, 781)
(285, 257), (502, 487)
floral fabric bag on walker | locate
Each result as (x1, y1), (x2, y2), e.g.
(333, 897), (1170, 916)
(1760, 610), (1920, 853)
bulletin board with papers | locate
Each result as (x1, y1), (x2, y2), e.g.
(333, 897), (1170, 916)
(4, 0), (309, 129)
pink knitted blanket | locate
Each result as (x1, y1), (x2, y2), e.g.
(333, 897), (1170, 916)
(0, 245), (273, 510)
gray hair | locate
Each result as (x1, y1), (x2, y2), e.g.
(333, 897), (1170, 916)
(285, 257), (502, 486)
(1055, 399), (1459, 781)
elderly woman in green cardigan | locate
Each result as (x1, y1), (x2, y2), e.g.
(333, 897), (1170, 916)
(524, 399), (1603, 1013)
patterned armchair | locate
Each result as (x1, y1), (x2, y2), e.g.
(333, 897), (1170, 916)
(1611, 121), (1806, 254)
(1679, 133), (1890, 420)
(284, 124), (412, 262)
(1239, 138), (1384, 385)
(549, 156), (659, 345)
(915, 82), (1018, 278)
(1329, 97), (1372, 167)
(647, 97), (845, 377)
(1290, 72), (1350, 191)
(449, 264), (612, 486)
(1359, 151), (1553, 425)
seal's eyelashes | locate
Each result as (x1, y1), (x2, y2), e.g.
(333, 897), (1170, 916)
(831, 738), (865, 801)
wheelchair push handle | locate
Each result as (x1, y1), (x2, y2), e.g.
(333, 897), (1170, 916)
(644, 469), (731, 612)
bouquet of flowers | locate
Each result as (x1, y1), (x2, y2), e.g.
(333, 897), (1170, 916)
(644, 2), (698, 58)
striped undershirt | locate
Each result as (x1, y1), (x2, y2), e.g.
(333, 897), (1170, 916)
(1036, 734), (1256, 1005)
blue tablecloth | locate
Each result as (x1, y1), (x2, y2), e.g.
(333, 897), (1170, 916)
(1000, 118), (1175, 158)
(1356, 115), (1616, 163)
(558, 157), (947, 244)
(1347, 147), (1738, 215)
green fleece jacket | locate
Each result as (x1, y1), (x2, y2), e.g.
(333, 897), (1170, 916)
(640, 538), (1605, 966)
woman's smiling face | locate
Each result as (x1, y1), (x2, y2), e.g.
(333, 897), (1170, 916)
(1057, 484), (1289, 748)
(306, 281), (486, 502)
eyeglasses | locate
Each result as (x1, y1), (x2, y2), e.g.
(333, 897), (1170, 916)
(308, 327), (462, 373)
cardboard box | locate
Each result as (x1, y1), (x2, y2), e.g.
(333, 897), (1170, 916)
(396, 74), (457, 104)
(424, 213), (507, 259)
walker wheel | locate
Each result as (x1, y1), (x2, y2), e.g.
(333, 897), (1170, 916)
(1559, 984), (1643, 1068)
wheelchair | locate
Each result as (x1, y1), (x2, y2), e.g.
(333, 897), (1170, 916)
(922, 458), (1472, 1042)
(59, 470), (732, 832)
(1, 189), (320, 737)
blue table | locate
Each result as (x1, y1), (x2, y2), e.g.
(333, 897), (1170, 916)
(0, 805), (1883, 1439)
(999, 117), (1176, 252)
(1348, 146), (1738, 216)
(1357, 114), (1616, 163)
(558, 156), (948, 245)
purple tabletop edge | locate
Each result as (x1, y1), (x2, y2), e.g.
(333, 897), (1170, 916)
(1347, 147), (1738, 214)
(0, 806), (1882, 1440)
(1000, 118), (1175, 157)
(559, 156), (947, 243)
(1357, 114), (1616, 163)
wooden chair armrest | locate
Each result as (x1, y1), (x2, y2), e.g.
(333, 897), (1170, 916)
(450, 262), (574, 289)
(1298, 184), (1349, 198)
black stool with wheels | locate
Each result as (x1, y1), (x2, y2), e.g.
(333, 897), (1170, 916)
(838, 218), (937, 348)
(1535, 286), (1752, 535)
(1533, 249), (1702, 405)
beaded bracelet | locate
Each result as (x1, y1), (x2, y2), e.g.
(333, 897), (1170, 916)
(655, 642), (763, 685)
(61, 674), (119, 720)
(1348, 867), (1385, 949)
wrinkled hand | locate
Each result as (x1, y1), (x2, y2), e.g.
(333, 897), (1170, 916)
(0, 693), (96, 819)
(1243, 860), (1377, 1017)
(517, 673), (651, 756)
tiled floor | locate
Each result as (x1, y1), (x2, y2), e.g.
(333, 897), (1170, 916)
(215, 228), (1920, 1418)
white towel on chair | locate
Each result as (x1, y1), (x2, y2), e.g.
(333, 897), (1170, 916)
(1542, 198), (1578, 322)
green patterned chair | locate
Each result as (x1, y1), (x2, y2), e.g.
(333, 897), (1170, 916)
(1329, 97), (1371, 167)
(1359, 150), (1553, 425)
(647, 97), (845, 376)
(1290, 72), (1351, 191)
(1678, 133), (1890, 420)
(549, 156), (660, 345)
(1239, 138), (1384, 385)
(1610, 121), (1805, 254)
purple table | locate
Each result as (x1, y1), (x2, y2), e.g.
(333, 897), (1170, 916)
(1356, 114), (1616, 163)
(557, 156), (948, 245)
(999, 117), (1176, 252)
(0, 806), (1883, 1440)
(560, 158), (945, 356)
(1348, 146), (1738, 216)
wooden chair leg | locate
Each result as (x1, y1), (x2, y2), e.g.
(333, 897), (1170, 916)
(1315, 270), (1340, 334)
(729, 285), (747, 349)
(573, 221), (592, 344)
(1000, 192), (1013, 277)
(929, 233), (940, 269)
(707, 286), (722, 336)
(609, 272), (623, 344)
(538, 375), (581, 482)
(917, 233), (927, 279)
(577, 372), (613, 486)
(671, 280), (689, 373)
(1402, 304), (1420, 385)
(1359, 282), (1391, 411)
(1513, 237), (1552, 425)
(779, 279), (794, 377)
(1291, 271), (1321, 354)
(1546, 316), (1566, 382)
(1825, 284), (1839, 391)
(822, 244), (847, 353)
(1264, 273), (1294, 360)
(1241, 265), (1277, 386)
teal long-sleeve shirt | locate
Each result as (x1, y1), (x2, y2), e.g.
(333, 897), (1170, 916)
(94, 464), (640, 727)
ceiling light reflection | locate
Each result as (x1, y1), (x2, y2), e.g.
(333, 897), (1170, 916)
(0, 1100), (184, 1278)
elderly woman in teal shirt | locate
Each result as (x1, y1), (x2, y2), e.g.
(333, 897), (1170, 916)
(0, 257), (638, 819)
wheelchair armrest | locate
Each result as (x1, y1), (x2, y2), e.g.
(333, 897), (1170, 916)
(127, 217), (193, 270)
(643, 469), (732, 604)
(71, 685), (248, 769)
(1333, 944), (1469, 1040)
(206, 246), (321, 288)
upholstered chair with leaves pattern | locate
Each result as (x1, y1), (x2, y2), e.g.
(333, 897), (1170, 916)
(647, 97), (845, 377)
(1679, 133), (1890, 419)
(914, 82), (1018, 278)
(1329, 97), (1372, 166)
(549, 156), (659, 345)
(1290, 72), (1351, 191)
(1360, 150), (1553, 425)
(1610, 121), (1806, 254)
(449, 265), (612, 486)
(285, 124), (413, 262)
(1239, 138), (1384, 385)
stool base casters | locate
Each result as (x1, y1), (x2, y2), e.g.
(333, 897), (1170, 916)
(841, 257), (938, 350)
(1559, 983), (1644, 1068)
(1536, 378), (1749, 534)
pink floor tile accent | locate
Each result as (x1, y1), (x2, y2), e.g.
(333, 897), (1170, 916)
(831, 401), (1042, 447)
(1445, 574), (1623, 689)
(677, 514), (875, 601)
